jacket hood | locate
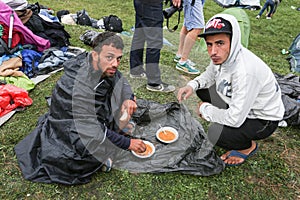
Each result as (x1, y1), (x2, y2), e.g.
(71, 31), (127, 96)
(206, 13), (243, 69)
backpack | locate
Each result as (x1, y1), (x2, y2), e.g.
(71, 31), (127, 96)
(76, 9), (92, 26)
(287, 33), (300, 73)
(103, 15), (123, 33)
(79, 30), (100, 46)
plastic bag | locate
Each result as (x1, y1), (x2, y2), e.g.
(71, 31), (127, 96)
(0, 84), (33, 117)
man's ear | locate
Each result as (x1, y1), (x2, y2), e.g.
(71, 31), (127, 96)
(91, 50), (101, 71)
(91, 50), (98, 60)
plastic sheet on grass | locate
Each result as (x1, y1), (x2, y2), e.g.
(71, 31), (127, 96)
(15, 99), (224, 185)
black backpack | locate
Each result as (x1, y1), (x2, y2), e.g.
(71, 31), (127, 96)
(103, 15), (123, 33)
(76, 9), (92, 26)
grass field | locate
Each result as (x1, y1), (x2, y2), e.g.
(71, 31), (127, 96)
(0, 0), (299, 199)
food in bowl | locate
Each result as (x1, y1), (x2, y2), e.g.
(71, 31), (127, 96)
(156, 126), (178, 143)
(132, 141), (155, 158)
(158, 130), (176, 141)
(135, 143), (152, 156)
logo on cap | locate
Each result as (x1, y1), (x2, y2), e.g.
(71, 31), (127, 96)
(206, 18), (225, 30)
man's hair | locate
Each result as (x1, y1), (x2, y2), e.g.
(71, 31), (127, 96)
(92, 32), (124, 52)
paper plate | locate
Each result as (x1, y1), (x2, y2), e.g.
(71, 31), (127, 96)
(156, 126), (178, 144)
(132, 140), (155, 158)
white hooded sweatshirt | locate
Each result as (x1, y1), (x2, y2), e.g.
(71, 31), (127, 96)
(188, 14), (285, 128)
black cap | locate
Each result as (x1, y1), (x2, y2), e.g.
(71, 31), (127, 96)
(199, 17), (232, 37)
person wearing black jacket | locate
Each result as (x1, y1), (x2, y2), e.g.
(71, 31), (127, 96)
(15, 32), (146, 184)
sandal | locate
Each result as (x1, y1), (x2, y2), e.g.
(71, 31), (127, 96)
(225, 142), (259, 167)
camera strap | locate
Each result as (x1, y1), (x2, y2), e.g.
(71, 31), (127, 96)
(166, 9), (181, 32)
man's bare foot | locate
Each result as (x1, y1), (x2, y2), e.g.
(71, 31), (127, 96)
(220, 141), (258, 166)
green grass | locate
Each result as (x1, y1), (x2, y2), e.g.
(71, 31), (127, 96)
(0, 0), (299, 199)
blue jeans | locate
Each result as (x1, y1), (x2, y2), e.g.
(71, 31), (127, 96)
(130, 0), (163, 85)
(258, 0), (275, 17)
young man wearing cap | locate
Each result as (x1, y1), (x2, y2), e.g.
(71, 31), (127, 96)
(177, 14), (284, 166)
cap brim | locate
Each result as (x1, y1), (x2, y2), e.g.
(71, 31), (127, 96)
(199, 30), (232, 37)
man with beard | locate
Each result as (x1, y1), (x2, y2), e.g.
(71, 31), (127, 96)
(15, 32), (146, 184)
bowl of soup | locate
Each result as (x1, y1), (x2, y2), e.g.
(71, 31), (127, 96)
(132, 140), (155, 158)
(156, 126), (178, 144)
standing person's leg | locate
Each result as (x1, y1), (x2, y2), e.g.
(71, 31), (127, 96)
(175, 26), (188, 61)
(130, 0), (146, 76)
(266, 1), (275, 18)
(130, 28), (146, 76)
(271, 1), (279, 16)
(142, 2), (175, 92)
(144, 2), (163, 85)
(180, 28), (201, 61)
(175, 0), (204, 75)
(257, 1), (270, 17)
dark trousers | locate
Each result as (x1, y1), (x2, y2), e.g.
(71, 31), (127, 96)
(130, 0), (163, 85)
(258, 0), (275, 17)
(196, 86), (279, 150)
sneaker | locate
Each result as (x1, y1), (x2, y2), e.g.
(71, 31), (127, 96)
(101, 158), (112, 172)
(176, 62), (200, 75)
(256, 15), (260, 19)
(187, 59), (196, 67)
(174, 55), (196, 67)
(146, 82), (175, 93)
(173, 55), (181, 62)
(266, 17), (271, 20)
(129, 72), (147, 79)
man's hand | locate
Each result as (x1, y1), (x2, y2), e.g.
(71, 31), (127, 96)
(128, 139), (146, 153)
(177, 85), (193, 103)
(122, 99), (137, 116)
(172, 0), (182, 7)
(119, 99), (137, 130)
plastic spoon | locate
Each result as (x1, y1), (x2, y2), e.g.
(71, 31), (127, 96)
(159, 124), (167, 135)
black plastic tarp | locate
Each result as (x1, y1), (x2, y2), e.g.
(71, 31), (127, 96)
(15, 99), (225, 185)
(114, 100), (225, 174)
(275, 73), (300, 126)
